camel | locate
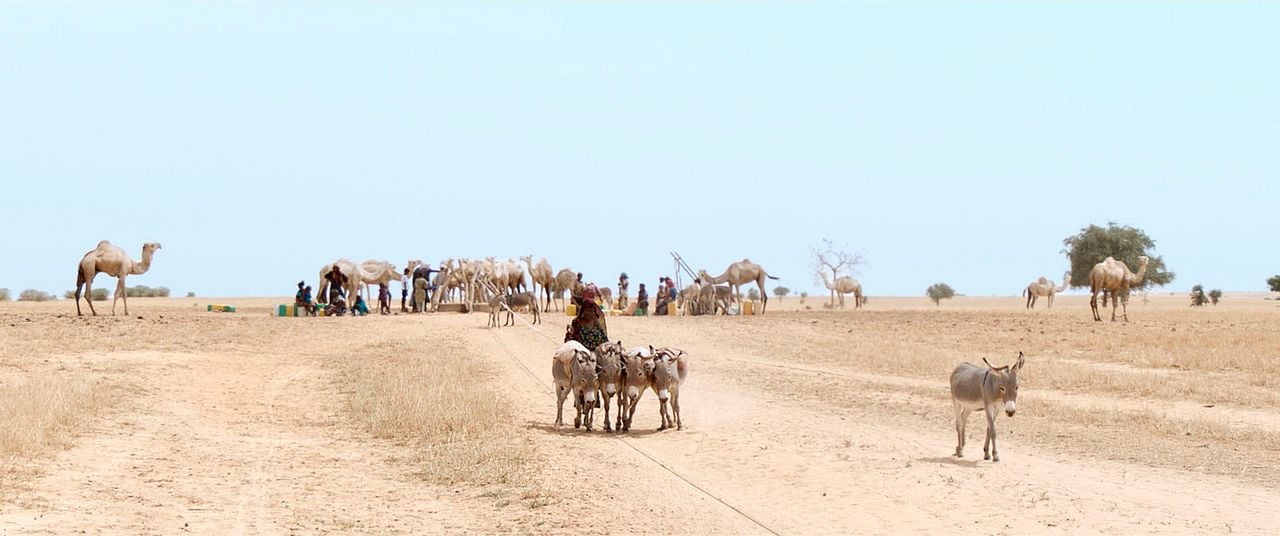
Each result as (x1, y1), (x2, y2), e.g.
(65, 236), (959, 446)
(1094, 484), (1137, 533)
(820, 269), (863, 309)
(316, 259), (362, 304)
(75, 241), (162, 316)
(503, 258), (527, 294)
(1024, 272), (1070, 309)
(1090, 256), (1149, 322)
(358, 260), (400, 300)
(697, 258), (780, 314)
(550, 268), (576, 312)
(521, 255), (555, 312)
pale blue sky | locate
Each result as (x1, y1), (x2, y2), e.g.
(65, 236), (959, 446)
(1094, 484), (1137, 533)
(1, 2), (1276, 298)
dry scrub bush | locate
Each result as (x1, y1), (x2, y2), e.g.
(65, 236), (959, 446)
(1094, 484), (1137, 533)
(338, 339), (532, 487)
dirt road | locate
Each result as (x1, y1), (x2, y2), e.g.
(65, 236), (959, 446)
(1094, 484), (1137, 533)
(3, 297), (1278, 534)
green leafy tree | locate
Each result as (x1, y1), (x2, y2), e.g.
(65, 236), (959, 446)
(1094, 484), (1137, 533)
(772, 286), (790, 301)
(926, 283), (955, 306)
(1190, 284), (1208, 307)
(1268, 275), (1280, 293)
(186, 291), (196, 298)
(0, 288), (9, 301)
(1061, 223), (1174, 290)
(1208, 289), (1222, 306)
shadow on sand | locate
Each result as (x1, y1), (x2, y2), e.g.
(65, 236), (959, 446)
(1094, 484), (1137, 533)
(917, 456), (982, 468)
(524, 420), (667, 439)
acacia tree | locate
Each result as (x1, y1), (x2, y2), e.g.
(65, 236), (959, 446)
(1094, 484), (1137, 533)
(772, 286), (790, 301)
(927, 283), (955, 306)
(1061, 223), (1175, 290)
(1268, 275), (1280, 293)
(1209, 289), (1223, 305)
(811, 238), (866, 286)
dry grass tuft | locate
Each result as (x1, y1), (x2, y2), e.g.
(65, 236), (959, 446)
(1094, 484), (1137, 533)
(0, 372), (118, 502)
(337, 338), (533, 487)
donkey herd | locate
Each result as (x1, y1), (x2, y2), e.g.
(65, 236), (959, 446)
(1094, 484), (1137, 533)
(552, 341), (689, 433)
(548, 337), (1026, 463)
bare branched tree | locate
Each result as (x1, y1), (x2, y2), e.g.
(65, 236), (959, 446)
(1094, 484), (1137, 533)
(810, 238), (867, 285)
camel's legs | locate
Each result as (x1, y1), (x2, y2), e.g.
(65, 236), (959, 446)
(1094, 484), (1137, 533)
(1090, 291), (1101, 321)
(113, 277), (127, 316)
(82, 273), (98, 316)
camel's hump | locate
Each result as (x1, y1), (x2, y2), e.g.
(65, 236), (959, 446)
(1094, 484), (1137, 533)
(96, 240), (113, 248)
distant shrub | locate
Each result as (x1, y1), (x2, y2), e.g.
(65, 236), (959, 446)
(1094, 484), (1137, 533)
(18, 289), (55, 302)
(186, 291), (195, 298)
(1269, 275), (1280, 293)
(0, 288), (9, 301)
(747, 288), (760, 301)
(926, 283), (956, 306)
(125, 285), (171, 298)
(1190, 284), (1208, 307)
(1209, 289), (1223, 306)
(772, 286), (790, 300)
(65, 289), (110, 301)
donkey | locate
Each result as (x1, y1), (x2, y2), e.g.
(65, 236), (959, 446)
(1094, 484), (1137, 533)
(552, 341), (598, 430)
(619, 346), (656, 432)
(594, 341), (625, 432)
(651, 347), (690, 431)
(950, 352), (1025, 462)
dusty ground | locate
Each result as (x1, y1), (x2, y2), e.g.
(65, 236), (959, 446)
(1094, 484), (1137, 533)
(2, 293), (1279, 534)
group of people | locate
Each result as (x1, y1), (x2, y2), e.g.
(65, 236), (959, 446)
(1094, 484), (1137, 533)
(294, 264), (392, 317)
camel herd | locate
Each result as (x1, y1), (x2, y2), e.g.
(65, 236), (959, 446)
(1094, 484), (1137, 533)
(69, 240), (1154, 324)
(553, 341), (688, 433)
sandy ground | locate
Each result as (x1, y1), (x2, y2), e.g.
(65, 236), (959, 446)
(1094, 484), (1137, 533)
(2, 293), (1279, 534)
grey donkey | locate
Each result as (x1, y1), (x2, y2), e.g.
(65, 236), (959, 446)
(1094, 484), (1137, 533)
(551, 341), (599, 430)
(950, 352), (1025, 462)
(651, 347), (690, 431)
(594, 341), (625, 432)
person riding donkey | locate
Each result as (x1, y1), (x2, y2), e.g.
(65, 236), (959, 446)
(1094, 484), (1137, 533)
(566, 284), (609, 350)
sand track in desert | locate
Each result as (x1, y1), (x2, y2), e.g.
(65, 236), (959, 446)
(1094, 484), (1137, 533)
(2, 295), (1278, 534)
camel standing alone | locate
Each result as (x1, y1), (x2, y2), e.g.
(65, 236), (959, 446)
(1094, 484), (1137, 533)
(1090, 256), (1149, 322)
(698, 258), (780, 314)
(1024, 272), (1070, 309)
(75, 241), (162, 316)
(820, 269), (863, 309)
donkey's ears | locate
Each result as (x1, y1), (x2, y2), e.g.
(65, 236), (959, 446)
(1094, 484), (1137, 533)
(982, 357), (995, 370)
(1013, 352), (1026, 372)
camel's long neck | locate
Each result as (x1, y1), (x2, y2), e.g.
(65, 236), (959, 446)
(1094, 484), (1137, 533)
(131, 248), (154, 275)
(1129, 261), (1149, 285)
(1056, 273), (1070, 293)
(820, 270), (834, 290)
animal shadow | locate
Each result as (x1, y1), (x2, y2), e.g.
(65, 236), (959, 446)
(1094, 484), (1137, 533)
(917, 456), (980, 468)
(525, 420), (665, 438)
